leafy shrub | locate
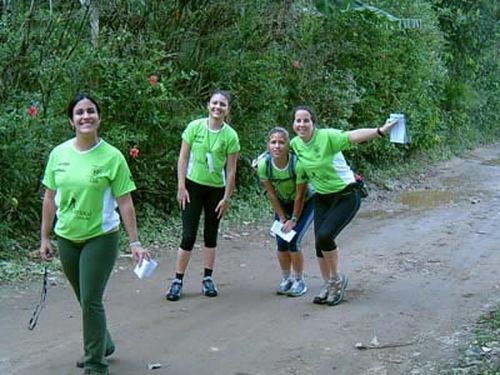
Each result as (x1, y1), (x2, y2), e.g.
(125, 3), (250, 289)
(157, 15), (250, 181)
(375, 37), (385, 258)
(0, 0), (498, 260)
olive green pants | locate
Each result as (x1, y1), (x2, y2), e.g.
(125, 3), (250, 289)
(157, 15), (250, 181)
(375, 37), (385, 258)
(58, 231), (119, 374)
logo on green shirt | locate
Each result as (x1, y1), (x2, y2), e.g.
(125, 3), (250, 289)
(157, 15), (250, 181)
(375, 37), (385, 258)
(89, 165), (103, 183)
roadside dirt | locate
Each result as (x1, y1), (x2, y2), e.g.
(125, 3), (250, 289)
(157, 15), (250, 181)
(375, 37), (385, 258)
(1, 143), (499, 375)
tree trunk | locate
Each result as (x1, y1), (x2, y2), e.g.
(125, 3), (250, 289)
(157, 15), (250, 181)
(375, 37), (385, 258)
(79, 0), (99, 46)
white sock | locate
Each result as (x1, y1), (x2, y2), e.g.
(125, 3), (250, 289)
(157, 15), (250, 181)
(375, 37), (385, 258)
(294, 272), (304, 280)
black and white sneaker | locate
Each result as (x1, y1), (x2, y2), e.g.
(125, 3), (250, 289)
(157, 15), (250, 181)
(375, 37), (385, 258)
(326, 274), (349, 306)
(166, 279), (183, 301)
(201, 276), (218, 297)
(313, 274), (348, 305)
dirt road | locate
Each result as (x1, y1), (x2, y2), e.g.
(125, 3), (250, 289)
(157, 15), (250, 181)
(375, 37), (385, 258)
(1, 143), (499, 375)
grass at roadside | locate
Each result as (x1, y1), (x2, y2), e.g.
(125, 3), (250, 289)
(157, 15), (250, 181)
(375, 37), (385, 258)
(441, 305), (500, 374)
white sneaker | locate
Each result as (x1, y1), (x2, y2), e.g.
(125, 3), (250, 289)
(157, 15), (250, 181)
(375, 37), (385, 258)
(313, 282), (329, 304)
(326, 274), (349, 306)
(287, 279), (307, 297)
(276, 278), (293, 295)
(313, 274), (348, 305)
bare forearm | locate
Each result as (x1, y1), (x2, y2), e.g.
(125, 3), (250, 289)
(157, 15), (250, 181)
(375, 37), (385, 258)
(177, 141), (190, 189)
(177, 159), (187, 189)
(117, 194), (149, 263)
(261, 181), (286, 221)
(269, 193), (287, 222)
(223, 153), (238, 200)
(40, 191), (55, 240)
(348, 119), (397, 144)
(292, 184), (307, 219)
(224, 171), (236, 200)
(117, 194), (139, 242)
(348, 128), (381, 144)
(292, 196), (304, 219)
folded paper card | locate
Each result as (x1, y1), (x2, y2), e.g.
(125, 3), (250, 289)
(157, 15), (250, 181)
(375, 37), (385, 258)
(389, 113), (409, 144)
(271, 220), (296, 243)
(134, 258), (158, 279)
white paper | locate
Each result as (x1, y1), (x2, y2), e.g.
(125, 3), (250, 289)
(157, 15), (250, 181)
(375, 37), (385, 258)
(206, 152), (215, 172)
(389, 113), (409, 144)
(271, 220), (297, 242)
(134, 259), (158, 279)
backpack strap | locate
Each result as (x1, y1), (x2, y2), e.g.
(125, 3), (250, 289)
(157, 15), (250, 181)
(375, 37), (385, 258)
(288, 152), (296, 180)
(265, 152), (273, 180)
(266, 152), (297, 181)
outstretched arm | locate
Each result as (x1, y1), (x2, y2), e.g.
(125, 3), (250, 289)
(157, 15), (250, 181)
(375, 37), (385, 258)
(348, 118), (398, 144)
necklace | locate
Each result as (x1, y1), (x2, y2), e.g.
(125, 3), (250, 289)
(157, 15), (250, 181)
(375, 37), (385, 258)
(206, 123), (222, 152)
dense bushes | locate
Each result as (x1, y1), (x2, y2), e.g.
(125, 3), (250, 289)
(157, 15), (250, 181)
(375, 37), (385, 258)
(0, 0), (498, 258)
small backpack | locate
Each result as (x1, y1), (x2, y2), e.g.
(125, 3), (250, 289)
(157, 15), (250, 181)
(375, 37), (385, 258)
(265, 152), (297, 181)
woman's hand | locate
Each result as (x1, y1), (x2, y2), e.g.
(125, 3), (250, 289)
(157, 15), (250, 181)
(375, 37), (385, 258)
(131, 243), (150, 266)
(39, 238), (54, 261)
(177, 186), (190, 210)
(215, 197), (230, 219)
(281, 219), (296, 233)
(379, 118), (399, 135)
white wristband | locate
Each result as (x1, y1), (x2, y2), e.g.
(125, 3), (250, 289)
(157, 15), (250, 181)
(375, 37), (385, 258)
(129, 241), (142, 248)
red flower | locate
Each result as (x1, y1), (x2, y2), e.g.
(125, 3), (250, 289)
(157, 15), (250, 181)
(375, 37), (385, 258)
(27, 105), (38, 118)
(129, 146), (139, 159)
(148, 75), (158, 86)
(292, 60), (301, 69)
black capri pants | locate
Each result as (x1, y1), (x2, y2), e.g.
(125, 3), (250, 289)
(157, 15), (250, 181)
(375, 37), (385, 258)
(180, 179), (225, 251)
(314, 185), (361, 257)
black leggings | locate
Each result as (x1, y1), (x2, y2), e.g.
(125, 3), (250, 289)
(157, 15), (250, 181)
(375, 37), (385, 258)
(314, 186), (361, 257)
(180, 179), (225, 250)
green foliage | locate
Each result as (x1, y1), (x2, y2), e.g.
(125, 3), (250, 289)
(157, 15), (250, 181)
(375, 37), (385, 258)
(224, 188), (274, 227)
(0, 0), (498, 261)
(291, 0), (448, 169)
(433, 0), (500, 148)
(0, 107), (61, 260)
(0, 259), (61, 283)
(441, 305), (500, 374)
(314, 0), (423, 28)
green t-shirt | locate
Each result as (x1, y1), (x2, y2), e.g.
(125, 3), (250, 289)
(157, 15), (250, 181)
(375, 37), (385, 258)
(257, 153), (314, 202)
(42, 139), (136, 241)
(182, 118), (240, 187)
(257, 155), (297, 202)
(291, 128), (355, 194)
